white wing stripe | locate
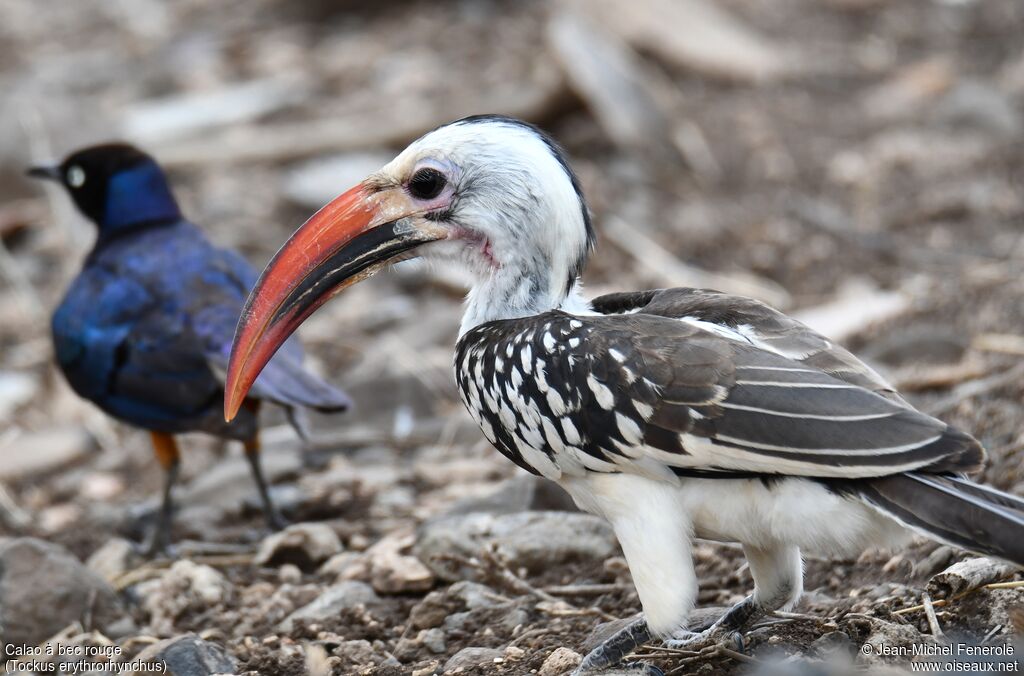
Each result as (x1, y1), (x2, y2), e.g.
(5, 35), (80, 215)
(734, 365), (819, 373)
(713, 433), (943, 456)
(734, 381), (860, 389)
(672, 435), (938, 477)
(720, 402), (896, 421)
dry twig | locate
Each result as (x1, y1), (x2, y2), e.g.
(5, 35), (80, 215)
(926, 362), (1024, 417)
(893, 359), (991, 393)
(477, 546), (618, 622)
(972, 333), (1024, 357)
(922, 593), (946, 640)
(542, 583), (627, 597)
(895, 580), (1024, 616)
(928, 557), (1020, 600)
(602, 215), (792, 309)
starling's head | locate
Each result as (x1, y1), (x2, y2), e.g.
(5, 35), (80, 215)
(28, 143), (180, 232)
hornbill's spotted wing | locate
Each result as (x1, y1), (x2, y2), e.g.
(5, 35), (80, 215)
(455, 288), (983, 481)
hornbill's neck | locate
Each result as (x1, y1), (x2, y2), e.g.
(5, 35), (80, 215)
(461, 275), (592, 336)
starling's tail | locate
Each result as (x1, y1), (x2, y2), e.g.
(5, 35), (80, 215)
(856, 473), (1024, 566)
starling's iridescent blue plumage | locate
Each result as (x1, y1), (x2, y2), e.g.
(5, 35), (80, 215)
(45, 144), (350, 438)
(30, 143), (349, 551)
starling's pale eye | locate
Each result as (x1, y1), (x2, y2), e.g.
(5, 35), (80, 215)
(408, 168), (447, 200)
(67, 165), (86, 188)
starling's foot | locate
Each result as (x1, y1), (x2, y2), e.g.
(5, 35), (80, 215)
(139, 532), (178, 559)
(264, 508), (290, 532)
(664, 624), (744, 653)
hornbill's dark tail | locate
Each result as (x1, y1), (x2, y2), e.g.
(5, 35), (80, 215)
(857, 473), (1024, 566)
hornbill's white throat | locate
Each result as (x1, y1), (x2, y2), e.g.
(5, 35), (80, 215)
(226, 115), (1024, 675)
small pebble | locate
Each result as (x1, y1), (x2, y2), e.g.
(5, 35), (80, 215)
(278, 563), (302, 584)
(504, 645), (525, 661)
(420, 627), (446, 654)
(539, 647), (582, 676)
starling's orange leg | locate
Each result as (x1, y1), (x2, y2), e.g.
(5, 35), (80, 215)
(242, 400), (288, 530)
(147, 431), (180, 556)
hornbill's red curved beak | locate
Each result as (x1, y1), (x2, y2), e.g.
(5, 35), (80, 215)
(224, 182), (447, 421)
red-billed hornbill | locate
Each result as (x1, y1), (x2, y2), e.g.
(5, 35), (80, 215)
(224, 116), (1024, 674)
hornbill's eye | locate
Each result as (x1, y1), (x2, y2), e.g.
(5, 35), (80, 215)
(408, 168), (447, 200)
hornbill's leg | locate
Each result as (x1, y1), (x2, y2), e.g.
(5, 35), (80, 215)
(666, 543), (802, 651)
(146, 431), (181, 556)
(571, 474), (694, 676)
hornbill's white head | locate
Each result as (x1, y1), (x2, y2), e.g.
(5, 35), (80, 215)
(225, 115), (594, 420)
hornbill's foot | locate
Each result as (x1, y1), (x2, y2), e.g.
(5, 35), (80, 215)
(573, 659), (659, 676)
(573, 618), (662, 676)
(664, 624), (744, 653)
(665, 595), (760, 654)
(574, 664), (664, 676)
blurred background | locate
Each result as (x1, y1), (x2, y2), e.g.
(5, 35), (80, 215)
(1, 0), (1023, 674)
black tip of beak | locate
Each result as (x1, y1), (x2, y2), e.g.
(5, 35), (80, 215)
(26, 165), (62, 181)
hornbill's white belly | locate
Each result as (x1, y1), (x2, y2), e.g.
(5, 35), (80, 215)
(560, 471), (911, 635)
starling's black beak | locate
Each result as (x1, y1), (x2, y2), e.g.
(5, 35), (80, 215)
(26, 165), (62, 182)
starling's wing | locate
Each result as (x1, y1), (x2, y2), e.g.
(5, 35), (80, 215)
(54, 226), (347, 442)
(52, 262), (231, 434)
(194, 245), (351, 413)
(591, 288), (904, 402)
(458, 297), (982, 481)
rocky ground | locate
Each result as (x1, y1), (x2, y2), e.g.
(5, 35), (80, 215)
(1, 0), (1023, 674)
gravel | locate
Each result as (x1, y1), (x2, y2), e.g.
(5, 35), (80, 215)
(254, 522), (344, 570)
(0, 537), (124, 645)
(277, 580), (380, 633)
(128, 634), (237, 676)
(416, 511), (618, 581)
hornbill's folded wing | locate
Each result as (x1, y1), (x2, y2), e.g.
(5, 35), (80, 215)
(591, 288), (905, 403)
(474, 291), (984, 480)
